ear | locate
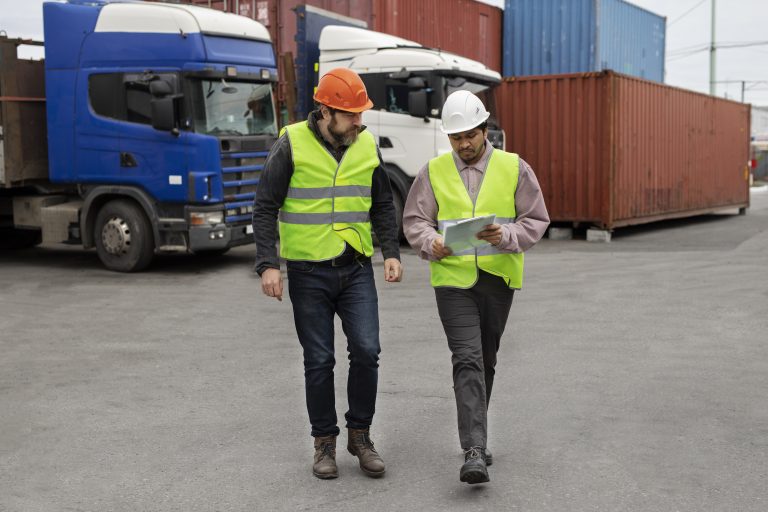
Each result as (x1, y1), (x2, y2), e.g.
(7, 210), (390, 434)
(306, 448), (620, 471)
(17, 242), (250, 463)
(320, 105), (331, 120)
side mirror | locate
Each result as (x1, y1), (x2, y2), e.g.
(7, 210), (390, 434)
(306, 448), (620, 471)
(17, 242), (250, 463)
(408, 89), (428, 119)
(151, 96), (179, 134)
(407, 77), (426, 89)
(149, 79), (173, 97)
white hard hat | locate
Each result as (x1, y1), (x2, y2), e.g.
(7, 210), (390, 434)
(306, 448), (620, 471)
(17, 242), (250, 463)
(440, 90), (490, 134)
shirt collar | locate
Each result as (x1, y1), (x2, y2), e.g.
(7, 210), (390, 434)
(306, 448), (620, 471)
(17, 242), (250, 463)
(451, 139), (494, 173)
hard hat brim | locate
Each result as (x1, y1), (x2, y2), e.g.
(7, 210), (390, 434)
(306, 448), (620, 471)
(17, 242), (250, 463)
(314, 97), (374, 113)
(440, 111), (491, 134)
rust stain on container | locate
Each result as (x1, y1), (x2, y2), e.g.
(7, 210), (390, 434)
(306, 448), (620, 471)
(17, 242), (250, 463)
(497, 71), (750, 229)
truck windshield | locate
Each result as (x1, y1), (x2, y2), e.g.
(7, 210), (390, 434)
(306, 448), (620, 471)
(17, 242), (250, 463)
(446, 77), (493, 109)
(190, 79), (277, 137)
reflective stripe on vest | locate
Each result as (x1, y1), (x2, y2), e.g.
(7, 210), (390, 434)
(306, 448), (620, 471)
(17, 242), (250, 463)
(278, 121), (378, 261)
(428, 150), (524, 289)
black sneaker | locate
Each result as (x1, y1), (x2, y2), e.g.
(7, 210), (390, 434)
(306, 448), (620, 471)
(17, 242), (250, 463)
(460, 446), (489, 484)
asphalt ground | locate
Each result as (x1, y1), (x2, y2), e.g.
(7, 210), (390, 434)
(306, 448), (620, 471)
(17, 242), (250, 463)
(1, 188), (767, 511)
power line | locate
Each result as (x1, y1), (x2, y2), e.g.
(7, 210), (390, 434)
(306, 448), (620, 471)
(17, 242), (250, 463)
(668, 0), (708, 27)
(669, 40), (768, 56)
(667, 40), (768, 61)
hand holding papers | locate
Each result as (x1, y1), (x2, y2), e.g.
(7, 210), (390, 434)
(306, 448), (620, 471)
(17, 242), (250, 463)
(442, 215), (496, 253)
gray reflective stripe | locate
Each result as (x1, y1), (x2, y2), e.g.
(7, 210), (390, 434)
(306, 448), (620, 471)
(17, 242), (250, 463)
(438, 217), (515, 231)
(279, 211), (370, 224)
(475, 245), (504, 256)
(448, 245), (503, 257)
(286, 185), (372, 199)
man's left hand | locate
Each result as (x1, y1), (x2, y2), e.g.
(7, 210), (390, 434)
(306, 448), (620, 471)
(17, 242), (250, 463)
(476, 223), (503, 246)
(384, 258), (403, 282)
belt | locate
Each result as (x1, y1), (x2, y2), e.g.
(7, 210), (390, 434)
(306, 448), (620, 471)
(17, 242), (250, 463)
(316, 251), (369, 267)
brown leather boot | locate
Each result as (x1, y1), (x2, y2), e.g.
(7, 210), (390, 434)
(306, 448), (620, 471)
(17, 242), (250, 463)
(313, 435), (338, 479)
(347, 427), (385, 478)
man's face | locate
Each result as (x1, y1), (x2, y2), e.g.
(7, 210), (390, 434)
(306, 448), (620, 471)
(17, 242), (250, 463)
(449, 127), (488, 165)
(325, 107), (362, 146)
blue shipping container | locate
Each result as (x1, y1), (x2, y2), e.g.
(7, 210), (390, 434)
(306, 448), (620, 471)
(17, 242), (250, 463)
(503, 0), (666, 81)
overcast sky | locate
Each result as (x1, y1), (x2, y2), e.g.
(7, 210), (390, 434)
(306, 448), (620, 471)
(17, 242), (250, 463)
(1, 0), (766, 105)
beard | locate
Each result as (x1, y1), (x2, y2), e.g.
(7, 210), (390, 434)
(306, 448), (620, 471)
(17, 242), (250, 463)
(329, 116), (360, 146)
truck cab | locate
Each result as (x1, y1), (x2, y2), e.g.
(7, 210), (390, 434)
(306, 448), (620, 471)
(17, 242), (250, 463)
(1, 0), (278, 271)
(318, 26), (504, 236)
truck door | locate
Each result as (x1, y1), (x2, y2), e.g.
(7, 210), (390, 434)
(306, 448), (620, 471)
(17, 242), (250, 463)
(79, 72), (190, 203)
(376, 79), (437, 178)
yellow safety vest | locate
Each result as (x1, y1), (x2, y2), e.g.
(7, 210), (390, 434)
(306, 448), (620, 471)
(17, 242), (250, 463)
(428, 149), (524, 289)
(278, 121), (378, 261)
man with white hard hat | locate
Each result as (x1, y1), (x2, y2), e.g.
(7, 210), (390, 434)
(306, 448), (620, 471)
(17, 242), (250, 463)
(403, 90), (549, 484)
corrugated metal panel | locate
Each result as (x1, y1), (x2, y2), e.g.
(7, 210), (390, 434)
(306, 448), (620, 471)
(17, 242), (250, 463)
(597, 0), (665, 81)
(373, 0), (502, 72)
(497, 72), (608, 223)
(503, 0), (665, 82)
(503, 0), (596, 77)
(497, 72), (750, 229)
(611, 75), (749, 223)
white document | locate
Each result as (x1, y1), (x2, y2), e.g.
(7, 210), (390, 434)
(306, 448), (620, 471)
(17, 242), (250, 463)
(443, 214), (496, 253)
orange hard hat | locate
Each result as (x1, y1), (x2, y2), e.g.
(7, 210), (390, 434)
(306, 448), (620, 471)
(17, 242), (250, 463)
(313, 68), (373, 113)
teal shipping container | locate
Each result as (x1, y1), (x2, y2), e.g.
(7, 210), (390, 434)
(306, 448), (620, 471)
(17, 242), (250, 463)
(503, 0), (666, 81)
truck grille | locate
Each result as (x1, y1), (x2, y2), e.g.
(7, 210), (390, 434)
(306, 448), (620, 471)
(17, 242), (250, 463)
(221, 150), (268, 224)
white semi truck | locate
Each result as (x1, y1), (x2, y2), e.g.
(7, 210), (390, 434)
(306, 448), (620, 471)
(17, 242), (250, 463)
(316, 25), (505, 237)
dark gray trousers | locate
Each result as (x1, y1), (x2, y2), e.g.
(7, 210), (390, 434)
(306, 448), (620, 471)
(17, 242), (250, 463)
(434, 271), (514, 450)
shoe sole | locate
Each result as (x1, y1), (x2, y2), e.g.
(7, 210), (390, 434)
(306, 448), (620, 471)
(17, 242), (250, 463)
(348, 447), (386, 478)
(460, 468), (490, 484)
(313, 470), (338, 479)
(360, 467), (385, 478)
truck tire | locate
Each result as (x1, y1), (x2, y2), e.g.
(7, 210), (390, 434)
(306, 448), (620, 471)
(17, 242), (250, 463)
(0, 228), (42, 250)
(94, 199), (154, 272)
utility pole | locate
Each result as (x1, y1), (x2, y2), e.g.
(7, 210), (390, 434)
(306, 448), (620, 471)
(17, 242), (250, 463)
(709, 0), (716, 95)
(741, 81), (746, 103)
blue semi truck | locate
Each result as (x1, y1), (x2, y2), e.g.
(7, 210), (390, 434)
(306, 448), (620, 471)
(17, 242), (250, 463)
(0, 0), (278, 271)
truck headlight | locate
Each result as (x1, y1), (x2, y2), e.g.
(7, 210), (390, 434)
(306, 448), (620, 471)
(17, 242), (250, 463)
(190, 211), (224, 226)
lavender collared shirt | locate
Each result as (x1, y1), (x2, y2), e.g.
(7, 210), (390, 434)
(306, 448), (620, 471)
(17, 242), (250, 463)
(402, 140), (550, 262)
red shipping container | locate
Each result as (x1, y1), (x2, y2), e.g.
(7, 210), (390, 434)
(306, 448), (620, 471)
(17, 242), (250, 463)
(496, 71), (751, 229)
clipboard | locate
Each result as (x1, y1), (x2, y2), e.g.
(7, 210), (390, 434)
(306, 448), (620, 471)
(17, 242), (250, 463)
(443, 214), (496, 253)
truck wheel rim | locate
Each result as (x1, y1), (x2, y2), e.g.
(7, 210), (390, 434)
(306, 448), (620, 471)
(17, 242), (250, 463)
(101, 217), (131, 255)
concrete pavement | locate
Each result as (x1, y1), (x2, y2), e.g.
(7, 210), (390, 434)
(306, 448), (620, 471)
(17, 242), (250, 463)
(1, 189), (767, 511)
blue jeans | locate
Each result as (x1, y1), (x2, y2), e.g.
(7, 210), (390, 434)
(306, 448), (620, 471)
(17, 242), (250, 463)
(287, 259), (381, 437)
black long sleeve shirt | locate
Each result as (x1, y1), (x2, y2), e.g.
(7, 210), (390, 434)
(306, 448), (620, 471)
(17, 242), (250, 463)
(252, 112), (400, 275)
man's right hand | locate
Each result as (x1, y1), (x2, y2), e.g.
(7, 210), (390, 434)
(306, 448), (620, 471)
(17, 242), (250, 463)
(432, 236), (453, 260)
(260, 268), (283, 301)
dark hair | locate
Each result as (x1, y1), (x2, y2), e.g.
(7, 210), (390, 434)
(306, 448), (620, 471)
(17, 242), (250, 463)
(315, 103), (355, 119)
(474, 121), (488, 132)
(314, 103), (340, 112)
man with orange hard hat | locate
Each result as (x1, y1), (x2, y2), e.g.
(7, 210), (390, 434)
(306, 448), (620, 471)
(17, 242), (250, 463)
(252, 68), (402, 480)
